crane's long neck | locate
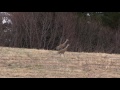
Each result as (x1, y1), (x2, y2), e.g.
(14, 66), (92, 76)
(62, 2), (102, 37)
(63, 39), (68, 45)
(64, 44), (69, 50)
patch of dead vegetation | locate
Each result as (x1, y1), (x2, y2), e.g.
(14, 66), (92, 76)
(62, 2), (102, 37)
(0, 46), (120, 78)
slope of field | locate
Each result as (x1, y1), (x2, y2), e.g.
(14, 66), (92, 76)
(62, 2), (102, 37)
(0, 46), (120, 78)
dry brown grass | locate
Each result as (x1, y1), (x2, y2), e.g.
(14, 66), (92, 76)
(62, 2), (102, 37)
(0, 46), (120, 78)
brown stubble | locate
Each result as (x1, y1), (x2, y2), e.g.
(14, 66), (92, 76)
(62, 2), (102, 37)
(0, 46), (120, 78)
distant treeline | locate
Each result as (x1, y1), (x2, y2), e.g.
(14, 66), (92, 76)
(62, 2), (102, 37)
(0, 12), (120, 54)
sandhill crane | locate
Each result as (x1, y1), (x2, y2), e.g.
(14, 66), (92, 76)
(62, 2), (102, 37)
(56, 39), (69, 50)
(58, 44), (70, 55)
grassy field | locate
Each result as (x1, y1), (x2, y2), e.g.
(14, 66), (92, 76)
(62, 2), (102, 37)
(0, 46), (120, 78)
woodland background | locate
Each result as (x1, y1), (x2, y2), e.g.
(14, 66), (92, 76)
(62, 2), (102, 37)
(0, 12), (120, 54)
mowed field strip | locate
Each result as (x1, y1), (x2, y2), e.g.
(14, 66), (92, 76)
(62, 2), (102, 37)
(0, 46), (120, 78)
